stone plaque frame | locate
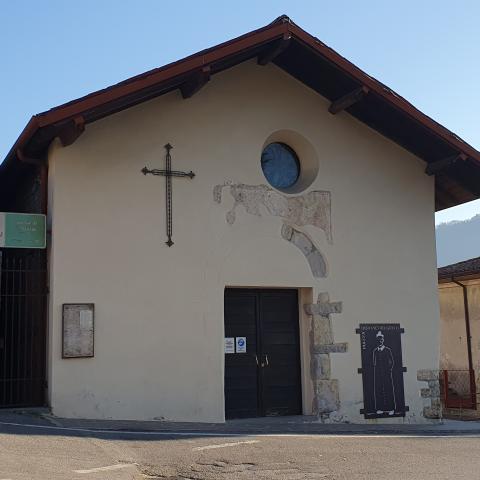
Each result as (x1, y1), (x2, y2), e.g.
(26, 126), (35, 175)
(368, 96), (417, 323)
(62, 303), (95, 359)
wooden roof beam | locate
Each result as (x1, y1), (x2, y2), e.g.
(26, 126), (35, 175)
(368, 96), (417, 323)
(257, 34), (291, 65)
(58, 116), (85, 147)
(435, 180), (459, 209)
(329, 86), (369, 115)
(180, 66), (211, 99)
(425, 153), (467, 176)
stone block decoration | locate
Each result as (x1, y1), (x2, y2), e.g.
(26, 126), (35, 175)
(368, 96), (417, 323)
(213, 183), (332, 242)
(213, 182), (331, 278)
(356, 324), (408, 419)
(304, 292), (348, 419)
(281, 224), (327, 278)
(417, 369), (442, 419)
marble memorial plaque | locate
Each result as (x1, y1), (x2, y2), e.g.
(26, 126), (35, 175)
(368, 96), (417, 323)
(62, 304), (94, 358)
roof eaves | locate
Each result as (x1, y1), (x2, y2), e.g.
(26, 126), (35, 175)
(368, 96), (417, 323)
(0, 19), (290, 173)
(285, 22), (480, 167)
(438, 256), (480, 280)
(3, 15), (480, 184)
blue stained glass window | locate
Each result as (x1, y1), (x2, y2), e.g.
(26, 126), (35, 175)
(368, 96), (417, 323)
(261, 143), (300, 190)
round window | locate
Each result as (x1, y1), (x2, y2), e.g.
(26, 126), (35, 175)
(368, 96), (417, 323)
(261, 142), (300, 190)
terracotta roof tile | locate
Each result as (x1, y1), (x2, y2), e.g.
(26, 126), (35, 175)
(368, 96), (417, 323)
(438, 257), (480, 279)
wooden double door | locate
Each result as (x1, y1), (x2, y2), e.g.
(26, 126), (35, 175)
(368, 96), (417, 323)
(224, 288), (302, 419)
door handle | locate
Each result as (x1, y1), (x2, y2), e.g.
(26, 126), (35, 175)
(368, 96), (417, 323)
(260, 354), (269, 368)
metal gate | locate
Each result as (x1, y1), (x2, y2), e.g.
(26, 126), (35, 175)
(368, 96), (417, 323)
(441, 369), (477, 410)
(0, 249), (47, 407)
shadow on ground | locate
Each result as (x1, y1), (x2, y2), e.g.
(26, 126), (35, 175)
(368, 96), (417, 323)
(0, 410), (478, 441)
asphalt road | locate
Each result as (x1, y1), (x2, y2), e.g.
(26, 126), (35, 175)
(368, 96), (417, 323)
(0, 422), (480, 479)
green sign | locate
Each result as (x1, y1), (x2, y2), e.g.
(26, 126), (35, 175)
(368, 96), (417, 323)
(0, 213), (46, 249)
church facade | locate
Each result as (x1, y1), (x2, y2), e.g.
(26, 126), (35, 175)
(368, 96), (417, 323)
(1, 16), (480, 423)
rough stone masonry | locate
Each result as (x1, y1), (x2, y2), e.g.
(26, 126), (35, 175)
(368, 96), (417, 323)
(213, 182), (332, 278)
(417, 369), (442, 419)
(304, 292), (348, 419)
(213, 182), (332, 241)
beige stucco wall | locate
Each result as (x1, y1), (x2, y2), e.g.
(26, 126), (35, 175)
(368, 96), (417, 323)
(47, 60), (439, 423)
(439, 280), (480, 373)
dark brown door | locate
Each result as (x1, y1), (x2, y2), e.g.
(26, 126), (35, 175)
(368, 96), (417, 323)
(224, 288), (302, 419)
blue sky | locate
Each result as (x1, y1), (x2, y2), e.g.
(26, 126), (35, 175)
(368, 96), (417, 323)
(2, 1), (480, 224)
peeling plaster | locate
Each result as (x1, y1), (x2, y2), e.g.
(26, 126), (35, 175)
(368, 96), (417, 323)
(213, 183), (332, 243)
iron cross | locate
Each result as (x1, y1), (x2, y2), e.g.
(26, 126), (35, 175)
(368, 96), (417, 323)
(141, 143), (195, 247)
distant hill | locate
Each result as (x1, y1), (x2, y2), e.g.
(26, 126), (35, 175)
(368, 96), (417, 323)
(436, 214), (480, 267)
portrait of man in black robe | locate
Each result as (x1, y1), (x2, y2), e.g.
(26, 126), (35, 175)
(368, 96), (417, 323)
(372, 330), (396, 415)
(357, 323), (406, 419)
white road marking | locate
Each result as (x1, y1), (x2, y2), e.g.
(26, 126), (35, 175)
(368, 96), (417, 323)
(193, 440), (259, 451)
(0, 420), (479, 439)
(74, 463), (136, 474)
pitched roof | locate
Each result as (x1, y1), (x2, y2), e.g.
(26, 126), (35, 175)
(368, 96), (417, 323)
(438, 257), (480, 280)
(2, 15), (480, 211)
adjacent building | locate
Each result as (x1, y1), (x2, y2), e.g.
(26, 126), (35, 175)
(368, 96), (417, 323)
(438, 257), (480, 417)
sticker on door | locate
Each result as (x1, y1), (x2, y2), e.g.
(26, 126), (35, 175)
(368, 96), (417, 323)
(236, 337), (247, 353)
(224, 337), (235, 354)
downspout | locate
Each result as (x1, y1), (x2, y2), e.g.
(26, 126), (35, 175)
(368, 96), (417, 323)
(451, 278), (474, 375)
(39, 163), (48, 215)
(17, 149), (49, 398)
(16, 148), (48, 214)
(451, 277), (476, 408)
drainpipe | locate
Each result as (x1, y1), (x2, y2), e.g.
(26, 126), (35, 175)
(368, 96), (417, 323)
(17, 148), (48, 214)
(451, 278), (474, 377)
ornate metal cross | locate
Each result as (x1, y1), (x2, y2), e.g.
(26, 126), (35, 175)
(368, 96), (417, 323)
(141, 143), (195, 247)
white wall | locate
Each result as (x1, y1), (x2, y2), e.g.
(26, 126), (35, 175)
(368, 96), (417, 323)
(47, 60), (439, 422)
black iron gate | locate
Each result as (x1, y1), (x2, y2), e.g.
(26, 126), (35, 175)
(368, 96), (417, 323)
(0, 248), (47, 407)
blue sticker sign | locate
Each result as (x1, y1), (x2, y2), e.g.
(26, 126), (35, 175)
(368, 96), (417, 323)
(235, 337), (247, 353)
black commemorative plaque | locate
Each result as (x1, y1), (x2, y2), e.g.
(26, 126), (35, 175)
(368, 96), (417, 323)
(356, 324), (408, 419)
